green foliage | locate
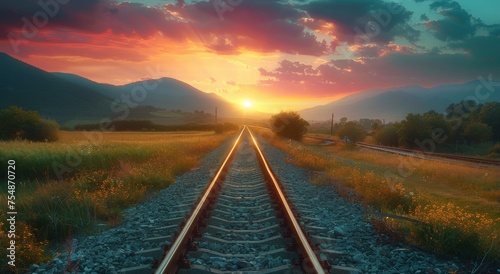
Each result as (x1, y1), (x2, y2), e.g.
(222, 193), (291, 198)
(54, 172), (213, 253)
(463, 122), (493, 144)
(20, 184), (103, 241)
(337, 121), (366, 143)
(270, 111), (309, 140)
(398, 112), (451, 149)
(0, 217), (48, 273)
(0, 106), (59, 142)
(374, 124), (399, 146)
(478, 102), (500, 141)
(488, 143), (500, 158)
(74, 120), (238, 132)
(423, 111), (453, 141)
(445, 100), (482, 132)
(404, 203), (496, 260)
(489, 143), (500, 154)
(398, 114), (429, 148)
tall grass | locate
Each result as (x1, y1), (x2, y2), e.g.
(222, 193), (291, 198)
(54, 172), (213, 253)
(255, 128), (500, 268)
(0, 131), (234, 272)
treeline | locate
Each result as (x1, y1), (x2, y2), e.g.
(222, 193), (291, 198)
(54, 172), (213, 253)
(74, 120), (239, 132)
(374, 100), (500, 149)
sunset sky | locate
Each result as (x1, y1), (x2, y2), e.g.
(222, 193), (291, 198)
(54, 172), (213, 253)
(1, 0), (500, 112)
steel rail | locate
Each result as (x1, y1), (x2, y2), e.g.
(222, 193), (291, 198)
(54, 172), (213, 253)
(154, 127), (246, 274)
(247, 128), (326, 274)
(155, 126), (327, 273)
(357, 142), (500, 167)
(304, 134), (499, 167)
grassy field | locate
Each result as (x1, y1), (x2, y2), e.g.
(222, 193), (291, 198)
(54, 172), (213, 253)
(256, 128), (500, 269)
(0, 131), (235, 272)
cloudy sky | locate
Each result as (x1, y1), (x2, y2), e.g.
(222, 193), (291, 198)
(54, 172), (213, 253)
(1, 0), (499, 112)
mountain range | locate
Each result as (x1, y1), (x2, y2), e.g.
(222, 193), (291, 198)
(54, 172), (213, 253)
(0, 53), (259, 127)
(299, 80), (500, 122)
(1, 52), (499, 127)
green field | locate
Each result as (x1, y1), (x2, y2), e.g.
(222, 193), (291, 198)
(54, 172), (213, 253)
(0, 131), (234, 272)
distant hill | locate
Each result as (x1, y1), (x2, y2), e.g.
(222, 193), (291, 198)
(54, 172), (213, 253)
(52, 72), (124, 98)
(299, 81), (500, 122)
(53, 73), (268, 119)
(0, 53), (113, 126)
(119, 78), (240, 117)
(0, 53), (267, 128)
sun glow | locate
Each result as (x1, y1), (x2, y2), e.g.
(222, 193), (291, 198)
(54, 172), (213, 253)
(243, 100), (253, 108)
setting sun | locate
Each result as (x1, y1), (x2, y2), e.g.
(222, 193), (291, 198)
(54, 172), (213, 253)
(243, 100), (253, 108)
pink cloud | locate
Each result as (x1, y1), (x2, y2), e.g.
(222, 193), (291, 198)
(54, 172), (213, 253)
(257, 49), (500, 97)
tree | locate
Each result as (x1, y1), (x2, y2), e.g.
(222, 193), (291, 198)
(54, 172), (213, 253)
(445, 100), (483, 122)
(337, 121), (366, 143)
(478, 102), (500, 141)
(359, 118), (382, 132)
(0, 106), (59, 142)
(463, 122), (492, 144)
(270, 111), (309, 140)
(371, 119), (383, 131)
(423, 111), (453, 144)
(339, 117), (348, 125)
(398, 113), (430, 148)
(444, 100), (483, 136)
(374, 124), (399, 146)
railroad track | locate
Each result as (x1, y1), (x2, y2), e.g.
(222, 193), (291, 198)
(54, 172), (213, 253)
(154, 127), (327, 274)
(118, 127), (361, 273)
(356, 142), (500, 167)
(304, 135), (499, 167)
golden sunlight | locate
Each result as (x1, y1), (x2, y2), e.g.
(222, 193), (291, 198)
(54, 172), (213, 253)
(243, 100), (253, 108)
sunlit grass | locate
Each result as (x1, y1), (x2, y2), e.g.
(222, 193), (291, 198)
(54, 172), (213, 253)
(0, 131), (234, 272)
(323, 144), (500, 217)
(254, 127), (500, 265)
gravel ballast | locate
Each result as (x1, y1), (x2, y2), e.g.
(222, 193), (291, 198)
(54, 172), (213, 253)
(31, 132), (471, 273)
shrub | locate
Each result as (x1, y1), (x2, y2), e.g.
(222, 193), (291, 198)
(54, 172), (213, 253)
(337, 121), (366, 143)
(374, 124), (399, 146)
(0, 214), (48, 273)
(0, 106), (59, 142)
(270, 111), (309, 140)
(488, 143), (500, 158)
(407, 203), (496, 259)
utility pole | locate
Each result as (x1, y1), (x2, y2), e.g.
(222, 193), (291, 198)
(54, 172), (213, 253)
(330, 113), (334, 136)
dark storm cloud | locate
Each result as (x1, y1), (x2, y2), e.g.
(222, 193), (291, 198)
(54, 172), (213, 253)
(422, 0), (476, 41)
(0, 0), (176, 38)
(169, 0), (329, 55)
(302, 0), (419, 44)
(450, 35), (500, 65)
(1, 0), (329, 56)
(0, 0), (97, 36)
